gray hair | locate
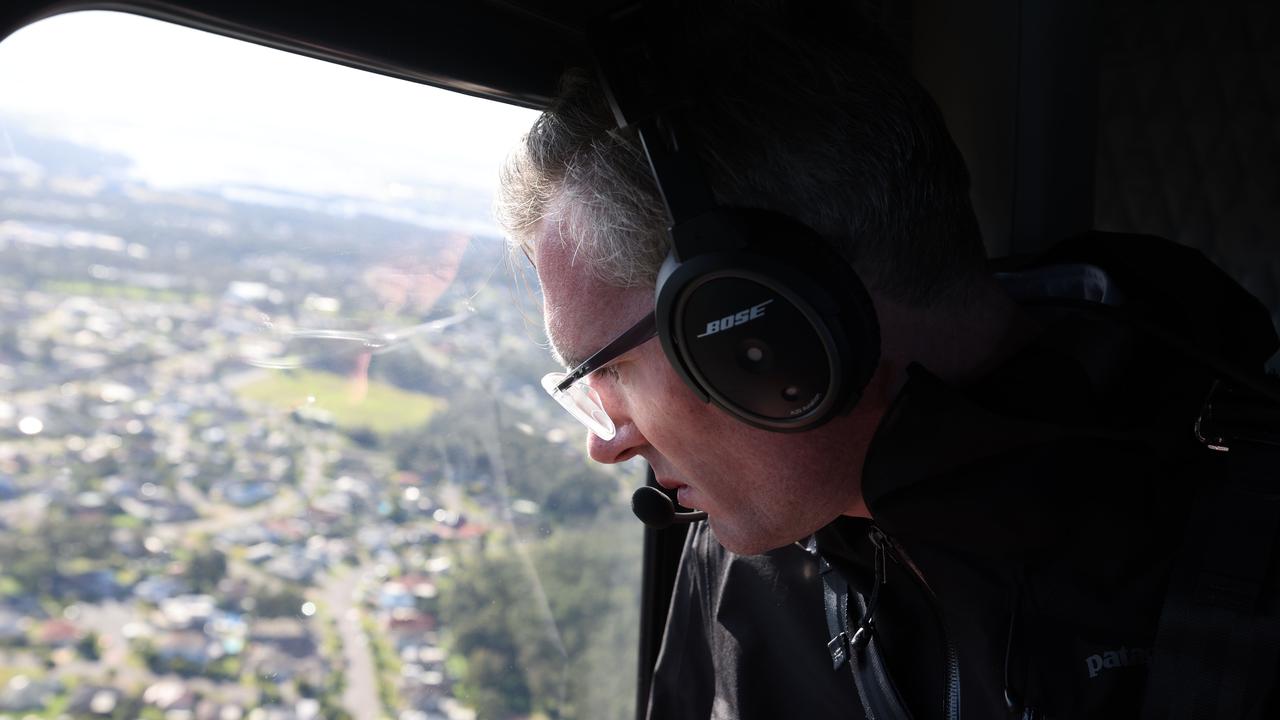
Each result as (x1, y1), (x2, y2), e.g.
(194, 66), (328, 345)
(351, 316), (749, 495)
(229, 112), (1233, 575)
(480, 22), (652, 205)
(498, 2), (987, 307)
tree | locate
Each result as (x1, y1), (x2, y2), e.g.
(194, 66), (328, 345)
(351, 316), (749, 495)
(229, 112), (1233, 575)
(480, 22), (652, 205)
(440, 521), (641, 720)
(183, 548), (227, 593)
(252, 587), (307, 617)
(76, 631), (100, 660)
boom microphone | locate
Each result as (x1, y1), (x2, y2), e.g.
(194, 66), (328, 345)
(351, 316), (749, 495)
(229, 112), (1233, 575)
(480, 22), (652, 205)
(631, 486), (708, 529)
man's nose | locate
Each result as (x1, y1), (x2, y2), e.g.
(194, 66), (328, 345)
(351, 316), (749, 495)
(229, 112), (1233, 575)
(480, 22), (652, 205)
(587, 419), (644, 464)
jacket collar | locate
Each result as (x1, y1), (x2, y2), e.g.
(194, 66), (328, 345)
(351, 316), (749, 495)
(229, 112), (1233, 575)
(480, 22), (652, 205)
(859, 310), (1148, 511)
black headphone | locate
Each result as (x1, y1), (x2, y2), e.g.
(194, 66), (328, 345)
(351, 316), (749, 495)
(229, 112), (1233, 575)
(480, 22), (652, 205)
(594, 8), (881, 432)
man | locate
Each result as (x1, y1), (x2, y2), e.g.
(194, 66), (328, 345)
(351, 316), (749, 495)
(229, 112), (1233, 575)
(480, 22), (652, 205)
(499, 2), (1279, 718)
(500, 2), (1026, 556)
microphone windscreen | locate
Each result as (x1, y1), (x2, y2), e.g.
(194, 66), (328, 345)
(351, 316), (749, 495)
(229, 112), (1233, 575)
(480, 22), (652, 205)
(631, 486), (676, 529)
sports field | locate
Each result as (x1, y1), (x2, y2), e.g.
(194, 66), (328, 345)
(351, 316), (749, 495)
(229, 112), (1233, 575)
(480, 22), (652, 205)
(237, 369), (445, 434)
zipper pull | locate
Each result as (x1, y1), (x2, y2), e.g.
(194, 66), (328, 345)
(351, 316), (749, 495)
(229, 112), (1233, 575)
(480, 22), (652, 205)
(853, 526), (891, 652)
(868, 525), (902, 565)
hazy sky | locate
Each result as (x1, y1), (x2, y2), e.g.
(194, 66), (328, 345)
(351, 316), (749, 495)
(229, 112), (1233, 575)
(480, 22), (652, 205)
(0, 10), (540, 199)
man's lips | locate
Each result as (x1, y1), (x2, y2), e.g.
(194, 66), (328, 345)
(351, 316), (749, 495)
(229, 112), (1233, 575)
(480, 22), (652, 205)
(655, 477), (685, 491)
(675, 486), (700, 510)
(656, 479), (702, 511)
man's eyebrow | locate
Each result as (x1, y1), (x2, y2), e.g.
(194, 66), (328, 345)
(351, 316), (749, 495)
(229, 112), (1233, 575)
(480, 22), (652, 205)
(552, 348), (576, 370)
(546, 335), (577, 371)
(556, 340), (608, 373)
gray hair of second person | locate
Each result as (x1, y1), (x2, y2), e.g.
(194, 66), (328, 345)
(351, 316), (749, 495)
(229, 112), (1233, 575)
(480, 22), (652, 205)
(497, 1), (988, 308)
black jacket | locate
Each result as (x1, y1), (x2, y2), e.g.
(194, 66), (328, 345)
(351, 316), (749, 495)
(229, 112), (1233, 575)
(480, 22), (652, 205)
(647, 234), (1278, 719)
(647, 521), (862, 719)
(816, 233), (1279, 718)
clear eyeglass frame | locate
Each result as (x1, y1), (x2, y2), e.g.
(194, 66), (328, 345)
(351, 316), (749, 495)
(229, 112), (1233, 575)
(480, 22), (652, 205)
(541, 372), (617, 440)
(541, 311), (657, 441)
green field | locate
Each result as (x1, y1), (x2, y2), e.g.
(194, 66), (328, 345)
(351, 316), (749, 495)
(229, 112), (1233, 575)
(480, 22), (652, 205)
(42, 279), (200, 304)
(238, 369), (445, 434)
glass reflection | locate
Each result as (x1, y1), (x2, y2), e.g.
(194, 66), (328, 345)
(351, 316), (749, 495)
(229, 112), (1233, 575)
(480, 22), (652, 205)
(0, 11), (643, 720)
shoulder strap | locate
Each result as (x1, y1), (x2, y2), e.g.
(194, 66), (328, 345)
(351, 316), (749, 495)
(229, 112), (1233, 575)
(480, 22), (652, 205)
(813, 540), (916, 720)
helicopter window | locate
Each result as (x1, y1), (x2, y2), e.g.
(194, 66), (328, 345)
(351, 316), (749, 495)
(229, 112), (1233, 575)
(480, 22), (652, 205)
(0, 11), (644, 720)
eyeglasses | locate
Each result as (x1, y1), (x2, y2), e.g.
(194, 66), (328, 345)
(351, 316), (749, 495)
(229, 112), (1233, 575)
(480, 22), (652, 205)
(542, 311), (657, 440)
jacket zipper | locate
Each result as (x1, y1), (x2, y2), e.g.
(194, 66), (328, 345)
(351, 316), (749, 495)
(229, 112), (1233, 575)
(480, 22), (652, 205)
(870, 526), (962, 720)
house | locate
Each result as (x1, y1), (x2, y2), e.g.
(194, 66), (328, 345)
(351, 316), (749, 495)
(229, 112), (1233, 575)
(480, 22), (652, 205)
(134, 575), (191, 604)
(67, 685), (124, 716)
(244, 542), (277, 565)
(0, 607), (30, 644)
(247, 618), (315, 658)
(400, 644), (446, 669)
(36, 618), (83, 646)
(263, 548), (319, 584)
(241, 645), (328, 688)
(194, 699), (246, 720)
(218, 479), (277, 507)
(0, 675), (61, 712)
(154, 629), (220, 667)
(143, 678), (197, 715)
(381, 609), (436, 651)
(160, 594), (216, 629)
(243, 704), (299, 720)
(0, 474), (21, 500)
(56, 569), (122, 601)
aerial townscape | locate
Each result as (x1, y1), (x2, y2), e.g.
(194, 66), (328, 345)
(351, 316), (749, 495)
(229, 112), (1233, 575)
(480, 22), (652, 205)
(0, 113), (644, 720)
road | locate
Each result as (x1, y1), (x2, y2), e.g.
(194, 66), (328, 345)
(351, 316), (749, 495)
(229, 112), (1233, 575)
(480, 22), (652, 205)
(316, 563), (382, 720)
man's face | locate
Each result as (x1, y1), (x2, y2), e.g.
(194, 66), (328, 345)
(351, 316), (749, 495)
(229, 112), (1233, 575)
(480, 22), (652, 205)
(533, 216), (881, 555)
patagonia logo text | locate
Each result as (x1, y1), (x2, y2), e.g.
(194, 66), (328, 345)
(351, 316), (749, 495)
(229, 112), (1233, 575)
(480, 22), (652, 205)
(1085, 646), (1151, 679)
(696, 299), (774, 338)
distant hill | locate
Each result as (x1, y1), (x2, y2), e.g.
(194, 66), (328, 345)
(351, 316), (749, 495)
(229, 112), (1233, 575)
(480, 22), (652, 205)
(0, 111), (134, 177)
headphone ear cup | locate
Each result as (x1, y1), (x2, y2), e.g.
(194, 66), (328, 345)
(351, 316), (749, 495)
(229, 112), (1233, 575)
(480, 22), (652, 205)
(655, 210), (880, 431)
